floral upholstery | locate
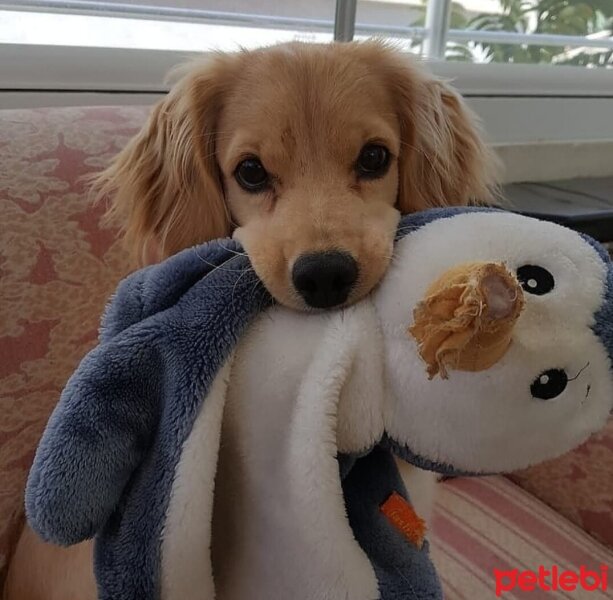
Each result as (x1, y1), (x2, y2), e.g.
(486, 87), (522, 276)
(0, 106), (147, 584)
(0, 105), (611, 594)
(510, 420), (613, 549)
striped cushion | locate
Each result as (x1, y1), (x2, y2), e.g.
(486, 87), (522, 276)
(430, 476), (613, 599)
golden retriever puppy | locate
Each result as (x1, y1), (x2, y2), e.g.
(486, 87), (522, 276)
(5, 40), (496, 600)
(93, 39), (496, 308)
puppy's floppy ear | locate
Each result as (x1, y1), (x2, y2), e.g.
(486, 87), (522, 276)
(389, 60), (499, 211)
(92, 55), (236, 266)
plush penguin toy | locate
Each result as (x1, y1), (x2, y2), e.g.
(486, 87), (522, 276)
(26, 208), (613, 600)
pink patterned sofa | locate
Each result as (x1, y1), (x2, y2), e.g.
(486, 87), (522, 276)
(1, 106), (611, 598)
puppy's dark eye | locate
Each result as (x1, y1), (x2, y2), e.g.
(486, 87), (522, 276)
(356, 144), (390, 179)
(531, 369), (568, 400)
(516, 265), (555, 295)
(235, 158), (269, 192)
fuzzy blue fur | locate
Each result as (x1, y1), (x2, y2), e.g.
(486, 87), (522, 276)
(26, 208), (613, 600)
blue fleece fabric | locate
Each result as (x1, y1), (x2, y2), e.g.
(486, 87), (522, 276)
(580, 233), (613, 366)
(26, 240), (271, 599)
(342, 447), (442, 600)
(26, 208), (613, 600)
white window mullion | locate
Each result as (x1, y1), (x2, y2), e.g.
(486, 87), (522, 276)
(423, 0), (452, 59)
(334, 0), (357, 42)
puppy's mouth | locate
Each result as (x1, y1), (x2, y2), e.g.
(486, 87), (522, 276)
(290, 250), (359, 310)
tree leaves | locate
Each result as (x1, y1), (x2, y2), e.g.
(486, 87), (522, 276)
(444, 0), (613, 66)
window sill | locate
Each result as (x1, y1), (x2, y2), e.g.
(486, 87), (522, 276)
(1, 43), (612, 182)
(496, 140), (613, 184)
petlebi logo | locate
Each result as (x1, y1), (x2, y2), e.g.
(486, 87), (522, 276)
(494, 565), (609, 596)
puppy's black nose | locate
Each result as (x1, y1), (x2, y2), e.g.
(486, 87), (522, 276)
(292, 251), (358, 309)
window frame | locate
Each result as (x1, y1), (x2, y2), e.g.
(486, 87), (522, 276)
(3, 41), (612, 100)
(6, 0), (613, 52)
(1, 1), (612, 182)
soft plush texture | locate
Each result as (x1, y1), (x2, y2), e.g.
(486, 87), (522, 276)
(379, 209), (613, 474)
(24, 207), (613, 600)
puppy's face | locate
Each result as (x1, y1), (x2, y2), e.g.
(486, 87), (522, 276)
(96, 42), (496, 310)
(218, 51), (402, 309)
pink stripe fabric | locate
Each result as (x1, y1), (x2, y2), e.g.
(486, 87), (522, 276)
(447, 478), (606, 568)
(462, 477), (612, 564)
(477, 477), (611, 562)
(430, 475), (613, 599)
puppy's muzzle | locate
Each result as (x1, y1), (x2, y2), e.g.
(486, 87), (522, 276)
(292, 251), (358, 309)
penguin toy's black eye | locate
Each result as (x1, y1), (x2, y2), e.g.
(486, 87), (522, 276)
(516, 265), (555, 295)
(531, 369), (568, 400)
